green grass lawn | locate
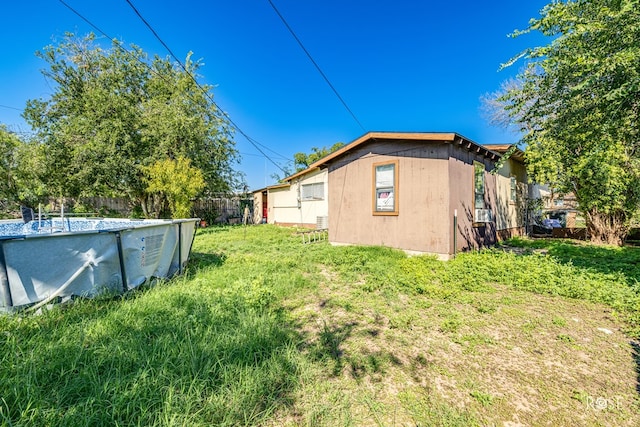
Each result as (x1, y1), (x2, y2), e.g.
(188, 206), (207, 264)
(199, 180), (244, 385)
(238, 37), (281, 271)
(1, 225), (639, 426)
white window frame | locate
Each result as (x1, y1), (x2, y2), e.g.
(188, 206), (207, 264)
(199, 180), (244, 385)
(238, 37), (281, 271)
(474, 161), (486, 210)
(373, 160), (399, 215)
(510, 175), (517, 203)
(301, 182), (324, 201)
(473, 161), (492, 223)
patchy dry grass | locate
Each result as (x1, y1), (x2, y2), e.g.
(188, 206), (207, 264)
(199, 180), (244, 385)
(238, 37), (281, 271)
(277, 270), (639, 426)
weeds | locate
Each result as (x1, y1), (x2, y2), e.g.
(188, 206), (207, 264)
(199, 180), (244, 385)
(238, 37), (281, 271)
(557, 333), (576, 344)
(469, 390), (495, 407)
(1, 228), (639, 426)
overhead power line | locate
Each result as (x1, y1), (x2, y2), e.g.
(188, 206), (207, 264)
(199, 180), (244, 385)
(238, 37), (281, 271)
(0, 104), (23, 111)
(58, 0), (112, 40)
(57, 0), (290, 172)
(123, 0), (290, 172)
(266, 0), (366, 133)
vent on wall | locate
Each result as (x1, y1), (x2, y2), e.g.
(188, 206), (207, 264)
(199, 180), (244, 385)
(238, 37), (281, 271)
(316, 216), (328, 230)
(474, 209), (492, 223)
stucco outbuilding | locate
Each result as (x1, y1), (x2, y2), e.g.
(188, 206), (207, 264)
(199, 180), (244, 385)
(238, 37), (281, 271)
(288, 132), (528, 259)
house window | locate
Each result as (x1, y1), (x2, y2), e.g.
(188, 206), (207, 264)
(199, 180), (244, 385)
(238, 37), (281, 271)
(301, 182), (324, 201)
(474, 162), (485, 210)
(554, 198), (564, 207)
(373, 160), (398, 215)
(510, 176), (517, 203)
(473, 161), (493, 223)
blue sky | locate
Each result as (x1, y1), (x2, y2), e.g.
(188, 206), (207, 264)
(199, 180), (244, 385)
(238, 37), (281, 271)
(1, 0), (549, 190)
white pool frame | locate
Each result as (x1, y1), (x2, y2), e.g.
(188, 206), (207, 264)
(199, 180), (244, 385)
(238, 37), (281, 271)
(0, 218), (199, 312)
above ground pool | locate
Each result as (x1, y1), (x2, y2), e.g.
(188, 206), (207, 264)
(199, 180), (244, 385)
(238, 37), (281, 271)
(0, 217), (199, 312)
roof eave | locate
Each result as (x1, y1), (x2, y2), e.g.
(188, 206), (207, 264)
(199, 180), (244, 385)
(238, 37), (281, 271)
(285, 131), (502, 181)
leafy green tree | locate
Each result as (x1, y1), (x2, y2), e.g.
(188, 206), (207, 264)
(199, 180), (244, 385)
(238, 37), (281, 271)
(271, 142), (345, 182)
(12, 139), (49, 208)
(0, 125), (21, 204)
(293, 142), (345, 171)
(0, 126), (47, 213)
(23, 33), (241, 216)
(490, 0), (640, 245)
(143, 156), (205, 218)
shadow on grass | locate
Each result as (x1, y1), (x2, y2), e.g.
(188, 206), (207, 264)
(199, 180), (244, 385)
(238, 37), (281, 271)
(302, 317), (405, 381)
(506, 237), (640, 399)
(308, 320), (357, 376)
(189, 251), (227, 269)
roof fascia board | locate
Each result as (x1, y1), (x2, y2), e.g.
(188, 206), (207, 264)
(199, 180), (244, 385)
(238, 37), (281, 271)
(285, 132), (500, 181)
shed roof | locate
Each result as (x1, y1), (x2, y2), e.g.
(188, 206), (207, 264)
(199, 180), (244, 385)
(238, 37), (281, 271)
(483, 144), (526, 162)
(284, 131), (502, 182)
(251, 182), (290, 194)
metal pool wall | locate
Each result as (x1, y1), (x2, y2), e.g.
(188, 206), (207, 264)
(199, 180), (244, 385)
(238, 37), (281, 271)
(0, 218), (198, 312)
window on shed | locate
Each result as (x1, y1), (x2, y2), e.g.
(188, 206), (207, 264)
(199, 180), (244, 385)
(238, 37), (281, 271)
(510, 176), (517, 203)
(301, 182), (324, 201)
(474, 161), (485, 209)
(373, 160), (399, 215)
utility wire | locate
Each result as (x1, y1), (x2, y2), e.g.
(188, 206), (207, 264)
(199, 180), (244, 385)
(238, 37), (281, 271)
(0, 104), (24, 111)
(58, 0), (112, 41)
(58, 0), (290, 173)
(266, 0), (366, 133)
(123, 0), (290, 172)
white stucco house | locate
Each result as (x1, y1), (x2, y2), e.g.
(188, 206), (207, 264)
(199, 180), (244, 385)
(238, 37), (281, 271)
(252, 167), (328, 228)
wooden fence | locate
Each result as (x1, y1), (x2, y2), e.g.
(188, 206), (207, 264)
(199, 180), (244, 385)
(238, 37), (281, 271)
(191, 197), (253, 225)
(55, 196), (254, 225)
(79, 197), (131, 216)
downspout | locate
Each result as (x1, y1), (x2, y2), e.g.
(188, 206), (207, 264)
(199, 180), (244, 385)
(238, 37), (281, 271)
(453, 209), (458, 258)
(296, 178), (303, 227)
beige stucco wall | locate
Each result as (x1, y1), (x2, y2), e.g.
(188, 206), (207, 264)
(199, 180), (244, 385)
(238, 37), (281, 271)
(449, 154), (476, 252)
(448, 151), (499, 252)
(493, 158), (527, 232)
(252, 191), (264, 224)
(327, 139), (525, 256)
(297, 169), (329, 227)
(267, 185), (296, 225)
(328, 142), (452, 255)
(268, 169), (329, 227)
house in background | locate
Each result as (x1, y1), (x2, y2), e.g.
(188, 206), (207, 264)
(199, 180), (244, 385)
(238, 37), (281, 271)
(252, 167), (329, 228)
(287, 131), (529, 259)
(529, 184), (581, 229)
(252, 186), (270, 225)
(484, 144), (530, 237)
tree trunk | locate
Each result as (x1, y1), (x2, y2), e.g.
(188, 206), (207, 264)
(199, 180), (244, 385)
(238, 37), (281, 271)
(137, 195), (151, 218)
(135, 194), (170, 219)
(584, 209), (629, 246)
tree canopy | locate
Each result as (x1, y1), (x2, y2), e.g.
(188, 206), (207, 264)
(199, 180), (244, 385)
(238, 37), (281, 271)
(143, 156), (205, 219)
(293, 142), (345, 172)
(490, 0), (640, 244)
(272, 142), (345, 182)
(22, 33), (242, 217)
(0, 126), (47, 214)
(0, 125), (21, 208)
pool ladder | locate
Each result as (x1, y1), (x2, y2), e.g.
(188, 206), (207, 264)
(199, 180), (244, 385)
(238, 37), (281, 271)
(36, 204), (67, 233)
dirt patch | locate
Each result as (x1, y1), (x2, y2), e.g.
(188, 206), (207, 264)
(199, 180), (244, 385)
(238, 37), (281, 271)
(284, 276), (640, 426)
